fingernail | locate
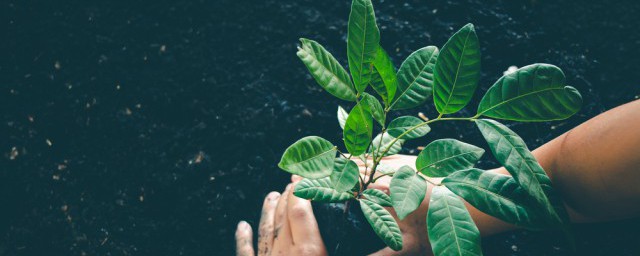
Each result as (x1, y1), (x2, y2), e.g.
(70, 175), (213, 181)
(238, 221), (249, 230)
(292, 175), (302, 182)
(267, 192), (280, 200)
(286, 184), (292, 190)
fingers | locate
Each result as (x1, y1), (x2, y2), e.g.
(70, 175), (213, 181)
(272, 184), (293, 249)
(287, 182), (323, 244)
(235, 221), (255, 256)
(257, 192), (280, 255)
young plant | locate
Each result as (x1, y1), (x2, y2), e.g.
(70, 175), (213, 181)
(279, 0), (582, 254)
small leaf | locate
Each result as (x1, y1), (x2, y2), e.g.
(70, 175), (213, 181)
(443, 168), (547, 230)
(297, 38), (357, 101)
(294, 177), (354, 202)
(360, 199), (403, 251)
(330, 158), (360, 192)
(433, 23), (481, 114)
(390, 166), (427, 220)
(476, 64), (582, 122)
(278, 136), (336, 179)
(392, 46), (439, 110)
(376, 163), (397, 175)
(361, 93), (385, 126)
(370, 132), (404, 157)
(362, 189), (392, 207)
(387, 116), (431, 140)
(416, 139), (484, 177)
(344, 102), (373, 155)
(347, 0), (380, 93)
(370, 46), (398, 106)
(428, 186), (483, 256)
(337, 105), (348, 129)
(476, 119), (565, 225)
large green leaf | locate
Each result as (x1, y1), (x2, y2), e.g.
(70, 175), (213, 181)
(360, 199), (403, 251)
(433, 24), (481, 114)
(476, 64), (582, 122)
(344, 102), (373, 155)
(330, 158), (360, 192)
(347, 0), (380, 93)
(278, 136), (336, 179)
(428, 186), (483, 256)
(392, 46), (439, 110)
(387, 116), (431, 140)
(361, 93), (385, 126)
(294, 177), (354, 202)
(443, 168), (547, 230)
(390, 166), (427, 220)
(370, 132), (404, 157)
(337, 105), (348, 129)
(370, 46), (398, 106)
(297, 38), (357, 101)
(416, 139), (484, 177)
(475, 119), (563, 224)
(362, 189), (392, 207)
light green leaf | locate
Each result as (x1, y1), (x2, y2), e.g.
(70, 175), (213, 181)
(278, 136), (336, 179)
(428, 186), (483, 256)
(377, 163), (397, 175)
(387, 116), (431, 140)
(294, 177), (354, 202)
(297, 38), (357, 101)
(370, 132), (404, 158)
(433, 23), (481, 114)
(330, 158), (360, 192)
(360, 199), (403, 251)
(347, 0), (380, 93)
(390, 166), (427, 220)
(443, 168), (547, 230)
(370, 46), (398, 106)
(475, 119), (565, 225)
(392, 46), (439, 110)
(344, 102), (373, 155)
(476, 64), (582, 122)
(362, 189), (392, 207)
(416, 139), (484, 177)
(337, 105), (348, 129)
(361, 93), (385, 126)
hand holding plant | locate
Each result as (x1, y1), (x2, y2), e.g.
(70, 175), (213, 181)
(279, 0), (582, 254)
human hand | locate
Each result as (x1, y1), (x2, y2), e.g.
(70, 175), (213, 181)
(354, 154), (435, 256)
(235, 176), (328, 256)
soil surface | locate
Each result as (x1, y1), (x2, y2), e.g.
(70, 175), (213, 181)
(2, 0), (640, 255)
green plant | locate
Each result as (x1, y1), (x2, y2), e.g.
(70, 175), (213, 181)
(278, 0), (582, 254)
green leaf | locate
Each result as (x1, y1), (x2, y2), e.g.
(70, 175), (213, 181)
(294, 177), (354, 202)
(370, 46), (398, 106)
(416, 139), (484, 177)
(390, 166), (427, 220)
(428, 186), (483, 256)
(392, 46), (439, 110)
(387, 116), (431, 140)
(330, 158), (360, 192)
(475, 119), (563, 224)
(361, 93), (385, 126)
(347, 0), (380, 93)
(476, 64), (582, 122)
(278, 136), (337, 179)
(377, 163), (397, 175)
(360, 199), (403, 251)
(433, 23), (481, 114)
(337, 105), (348, 130)
(443, 168), (547, 230)
(362, 189), (392, 207)
(370, 132), (404, 157)
(297, 38), (357, 101)
(344, 102), (373, 155)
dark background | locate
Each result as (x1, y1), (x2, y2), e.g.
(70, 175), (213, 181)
(2, 0), (640, 255)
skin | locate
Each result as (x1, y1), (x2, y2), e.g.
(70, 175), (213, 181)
(237, 99), (640, 255)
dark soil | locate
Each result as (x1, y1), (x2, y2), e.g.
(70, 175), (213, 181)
(2, 0), (640, 255)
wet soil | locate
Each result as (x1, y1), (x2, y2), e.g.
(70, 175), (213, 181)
(2, 0), (640, 255)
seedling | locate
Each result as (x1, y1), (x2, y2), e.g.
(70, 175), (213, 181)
(278, 0), (581, 254)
